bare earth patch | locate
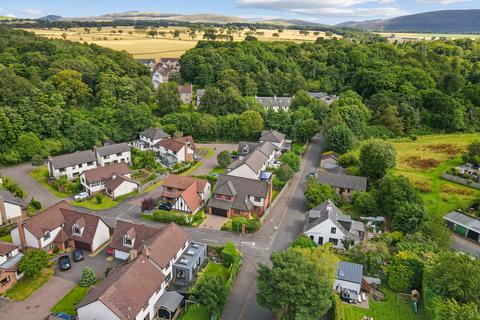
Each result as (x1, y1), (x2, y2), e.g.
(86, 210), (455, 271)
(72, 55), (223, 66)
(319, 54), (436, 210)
(441, 184), (475, 196)
(426, 144), (463, 156)
(404, 156), (442, 170)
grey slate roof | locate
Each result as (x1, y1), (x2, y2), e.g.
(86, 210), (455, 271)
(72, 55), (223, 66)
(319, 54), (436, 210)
(444, 210), (480, 232)
(135, 58), (155, 65)
(305, 200), (364, 240)
(154, 291), (184, 313)
(96, 143), (131, 157)
(50, 150), (96, 170)
(210, 175), (270, 212)
(0, 189), (26, 208)
(237, 141), (259, 157)
(227, 149), (268, 174)
(257, 142), (275, 158)
(0, 252), (23, 270)
(140, 128), (171, 140)
(317, 172), (367, 192)
(260, 130), (285, 144)
(256, 96), (292, 109)
(336, 261), (363, 284)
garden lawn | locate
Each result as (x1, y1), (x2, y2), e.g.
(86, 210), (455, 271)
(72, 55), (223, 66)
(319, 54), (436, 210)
(0, 233), (12, 243)
(342, 287), (424, 320)
(70, 194), (119, 210)
(196, 147), (215, 159)
(28, 166), (69, 198)
(196, 262), (230, 285)
(180, 304), (210, 320)
(272, 189), (280, 202)
(6, 268), (54, 301)
(209, 166), (225, 175)
(50, 285), (89, 315)
(180, 161), (203, 176)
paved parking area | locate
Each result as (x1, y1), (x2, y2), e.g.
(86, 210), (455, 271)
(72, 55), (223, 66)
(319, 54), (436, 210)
(200, 214), (228, 230)
(193, 143), (237, 176)
(54, 248), (122, 283)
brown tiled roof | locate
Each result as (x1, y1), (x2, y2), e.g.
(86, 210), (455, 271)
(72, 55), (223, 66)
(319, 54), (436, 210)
(82, 163), (130, 184)
(109, 221), (162, 252)
(23, 201), (72, 239)
(147, 223), (190, 269)
(178, 84), (192, 94)
(78, 254), (166, 320)
(54, 229), (69, 243)
(62, 209), (108, 245)
(0, 241), (18, 256)
(175, 136), (196, 150)
(180, 183), (202, 213)
(162, 174), (207, 192)
(155, 138), (185, 153)
(105, 174), (138, 192)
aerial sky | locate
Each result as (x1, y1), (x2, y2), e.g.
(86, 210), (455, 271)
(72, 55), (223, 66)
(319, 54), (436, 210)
(2, 0), (480, 24)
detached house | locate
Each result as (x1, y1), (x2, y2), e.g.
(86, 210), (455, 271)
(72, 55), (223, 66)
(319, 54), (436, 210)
(178, 84), (193, 104)
(152, 65), (170, 89)
(95, 143), (131, 167)
(208, 175), (272, 218)
(154, 137), (195, 164)
(308, 92), (339, 105)
(317, 172), (367, 198)
(48, 150), (97, 179)
(80, 163), (138, 199)
(304, 200), (365, 249)
(135, 58), (156, 70)
(78, 223), (206, 320)
(226, 149), (270, 180)
(0, 241), (24, 294)
(11, 201), (110, 253)
(161, 175), (211, 214)
(259, 130), (290, 155)
(0, 189), (27, 224)
(256, 96), (292, 112)
(133, 127), (171, 151)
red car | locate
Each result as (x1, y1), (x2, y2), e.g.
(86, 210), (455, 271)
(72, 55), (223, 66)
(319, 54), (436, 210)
(106, 247), (113, 256)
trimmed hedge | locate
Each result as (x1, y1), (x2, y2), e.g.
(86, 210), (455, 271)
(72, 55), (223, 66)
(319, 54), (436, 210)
(145, 210), (206, 227)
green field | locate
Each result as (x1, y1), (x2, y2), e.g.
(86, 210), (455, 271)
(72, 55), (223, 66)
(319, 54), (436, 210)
(51, 285), (89, 315)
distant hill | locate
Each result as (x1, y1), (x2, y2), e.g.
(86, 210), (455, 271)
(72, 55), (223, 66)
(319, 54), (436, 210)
(44, 11), (324, 26)
(336, 10), (480, 33)
(0, 16), (16, 21)
(39, 15), (62, 21)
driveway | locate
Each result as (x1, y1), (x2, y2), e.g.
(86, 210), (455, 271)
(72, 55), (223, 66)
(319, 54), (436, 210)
(0, 164), (63, 208)
(0, 276), (75, 320)
(200, 215), (228, 230)
(54, 248), (122, 283)
(451, 233), (480, 257)
(193, 143), (237, 176)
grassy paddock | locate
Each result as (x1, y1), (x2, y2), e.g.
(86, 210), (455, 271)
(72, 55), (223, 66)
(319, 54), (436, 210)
(5, 268), (54, 301)
(50, 285), (89, 315)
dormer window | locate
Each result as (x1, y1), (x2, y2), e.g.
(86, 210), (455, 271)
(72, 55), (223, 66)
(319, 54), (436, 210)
(43, 231), (51, 240)
(242, 145), (249, 154)
(123, 235), (134, 247)
(72, 224), (83, 236)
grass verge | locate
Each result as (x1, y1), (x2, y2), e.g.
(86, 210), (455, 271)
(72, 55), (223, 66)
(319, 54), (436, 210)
(70, 194), (119, 210)
(180, 161), (203, 176)
(209, 166), (225, 175)
(50, 285), (89, 315)
(0, 234), (12, 243)
(28, 166), (69, 198)
(180, 304), (210, 320)
(197, 147), (215, 159)
(5, 268), (54, 301)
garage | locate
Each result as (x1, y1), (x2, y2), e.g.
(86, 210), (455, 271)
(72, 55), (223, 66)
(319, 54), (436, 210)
(444, 210), (480, 244)
(211, 207), (228, 217)
(74, 241), (92, 252)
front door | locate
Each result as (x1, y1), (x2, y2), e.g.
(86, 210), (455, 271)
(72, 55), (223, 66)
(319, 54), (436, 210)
(318, 237), (323, 245)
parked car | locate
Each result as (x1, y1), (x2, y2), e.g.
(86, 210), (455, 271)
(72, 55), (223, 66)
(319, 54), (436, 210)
(52, 312), (77, 320)
(72, 248), (84, 262)
(158, 202), (173, 211)
(58, 255), (71, 271)
(306, 170), (317, 178)
(73, 192), (89, 201)
(272, 160), (282, 169)
(106, 247), (113, 256)
(211, 173), (220, 177)
(231, 154), (238, 159)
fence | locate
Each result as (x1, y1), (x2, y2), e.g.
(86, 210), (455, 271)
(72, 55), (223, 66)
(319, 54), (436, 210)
(441, 173), (480, 190)
(138, 174), (165, 193)
(259, 181), (289, 224)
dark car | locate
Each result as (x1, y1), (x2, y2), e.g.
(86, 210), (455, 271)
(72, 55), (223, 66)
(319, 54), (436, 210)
(159, 202), (173, 211)
(72, 248), (84, 262)
(58, 255), (71, 271)
(52, 312), (77, 320)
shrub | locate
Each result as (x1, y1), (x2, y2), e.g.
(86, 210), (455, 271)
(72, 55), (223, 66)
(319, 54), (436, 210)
(324, 125), (355, 154)
(387, 251), (423, 292)
(141, 198), (156, 212)
(359, 139), (396, 180)
(18, 249), (48, 278)
(95, 194), (102, 204)
(217, 151), (232, 168)
(272, 176), (286, 188)
(79, 267), (97, 287)
(221, 243), (241, 267)
(304, 179), (339, 210)
(29, 197), (42, 210)
(276, 164), (294, 184)
(337, 154), (358, 167)
(281, 151), (301, 172)
(351, 191), (376, 216)
(291, 234), (316, 248)
(150, 210), (191, 226)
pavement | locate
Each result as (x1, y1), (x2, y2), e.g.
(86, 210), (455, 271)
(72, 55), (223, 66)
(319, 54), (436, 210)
(0, 164), (63, 208)
(0, 276), (75, 320)
(193, 143), (237, 176)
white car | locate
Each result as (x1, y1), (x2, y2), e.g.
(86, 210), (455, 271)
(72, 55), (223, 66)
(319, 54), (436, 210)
(74, 192), (89, 201)
(272, 160), (282, 169)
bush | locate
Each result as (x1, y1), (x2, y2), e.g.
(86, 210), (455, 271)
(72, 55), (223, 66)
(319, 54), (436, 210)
(359, 139), (396, 180)
(141, 198), (156, 212)
(387, 251), (423, 293)
(1, 176), (26, 198)
(291, 234), (316, 248)
(228, 216), (261, 233)
(272, 176), (286, 188)
(150, 210), (191, 225)
(217, 151), (232, 168)
(29, 197), (42, 210)
(351, 191), (376, 216)
(304, 179), (339, 210)
(95, 194), (102, 204)
(221, 243), (241, 268)
(337, 154), (358, 167)
(18, 249), (48, 278)
(281, 151), (301, 172)
(79, 267), (97, 287)
(324, 125), (355, 154)
(276, 164), (294, 184)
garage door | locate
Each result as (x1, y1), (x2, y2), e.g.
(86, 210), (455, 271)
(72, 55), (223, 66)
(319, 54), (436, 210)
(467, 230), (480, 241)
(212, 207), (228, 217)
(454, 224), (468, 236)
(74, 241), (91, 252)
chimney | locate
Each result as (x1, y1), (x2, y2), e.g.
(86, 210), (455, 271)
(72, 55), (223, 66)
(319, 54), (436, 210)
(16, 220), (27, 250)
(142, 245), (151, 259)
(129, 248), (138, 261)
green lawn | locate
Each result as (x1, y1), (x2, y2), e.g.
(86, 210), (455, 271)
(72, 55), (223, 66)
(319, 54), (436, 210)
(342, 287), (424, 320)
(196, 262), (230, 285)
(180, 161), (203, 176)
(209, 166), (225, 175)
(0, 234), (12, 243)
(28, 166), (69, 198)
(70, 194), (119, 210)
(51, 285), (89, 315)
(196, 147), (215, 159)
(5, 268), (54, 301)
(272, 189), (280, 202)
(180, 304), (211, 320)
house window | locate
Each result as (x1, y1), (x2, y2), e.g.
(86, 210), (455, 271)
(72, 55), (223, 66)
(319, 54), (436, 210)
(104, 155), (110, 160)
(318, 237), (323, 245)
(72, 225), (82, 235)
(254, 197), (261, 202)
(226, 196), (232, 201)
(309, 235), (314, 241)
(331, 227), (336, 234)
(116, 153), (122, 157)
(0, 276), (11, 287)
(78, 163), (83, 168)
(123, 236), (133, 247)
(143, 314), (150, 320)
(43, 231), (51, 240)
(329, 238), (338, 246)
(87, 161), (94, 166)
(59, 168), (66, 173)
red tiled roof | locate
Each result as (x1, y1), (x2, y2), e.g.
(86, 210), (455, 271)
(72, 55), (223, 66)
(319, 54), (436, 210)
(105, 174), (138, 192)
(147, 223), (190, 269)
(155, 138), (185, 153)
(0, 241), (18, 256)
(61, 209), (107, 246)
(175, 135), (196, 150)
(109, 220), (162, 252)
(180, 183), (202, 213)
(162, 174), (207, 192)
(23, 201), (72, 238)
(82, 163), (130, 184)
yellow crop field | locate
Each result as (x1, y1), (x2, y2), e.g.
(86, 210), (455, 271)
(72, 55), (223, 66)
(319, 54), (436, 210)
(377, 32), (480, 43)
(23, 26), (338, 60)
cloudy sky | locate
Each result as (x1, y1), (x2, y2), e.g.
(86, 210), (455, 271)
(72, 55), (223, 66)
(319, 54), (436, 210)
(1, 0), (479, 24)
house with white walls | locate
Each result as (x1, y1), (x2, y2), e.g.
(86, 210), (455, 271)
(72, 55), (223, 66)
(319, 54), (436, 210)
(161, 175), (211, 214)
(95, 143), (131, 167)
(304, 200), (365, 249)
(11, 201), (110, 253)
(0, 241), (24, 294)
(0, 189), (27, 224)
(80, 163), (138, 199)
(48, 150), (98, 180)
(154, 137), (195, 164)
(226, 149), (270, 180)
(133, 128), (171, 151)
